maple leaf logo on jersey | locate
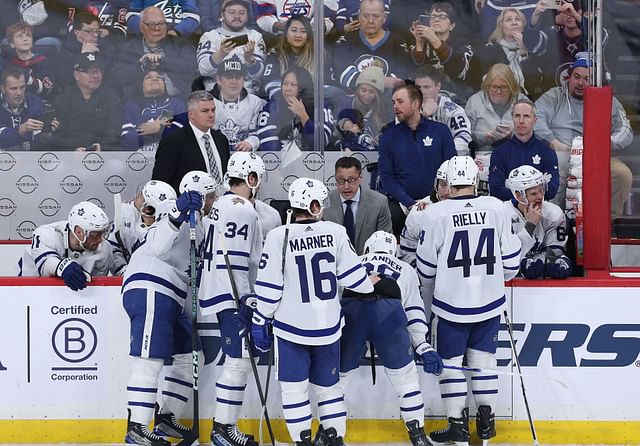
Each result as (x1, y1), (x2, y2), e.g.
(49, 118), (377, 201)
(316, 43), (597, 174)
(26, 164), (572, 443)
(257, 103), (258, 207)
(464, 202), (473, 208)
(422, 136), (433, 147)
(78, 208), (85, 216)
(532, 154), (541, 165)
(232, 197), (245, 205)
(220, 118), (241, 145)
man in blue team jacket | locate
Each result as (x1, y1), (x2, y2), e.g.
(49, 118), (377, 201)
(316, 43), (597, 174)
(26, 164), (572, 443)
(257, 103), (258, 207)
(378, 83), (456, 237)
(489, 98), (559, 202)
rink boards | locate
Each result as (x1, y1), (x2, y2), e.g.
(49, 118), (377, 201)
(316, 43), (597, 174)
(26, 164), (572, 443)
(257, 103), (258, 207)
(0, 277), (639, 444)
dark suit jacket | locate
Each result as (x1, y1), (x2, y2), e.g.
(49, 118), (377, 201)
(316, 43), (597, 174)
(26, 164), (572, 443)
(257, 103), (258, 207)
(323, 187), (393, 255)
(152, 123), (230, 193)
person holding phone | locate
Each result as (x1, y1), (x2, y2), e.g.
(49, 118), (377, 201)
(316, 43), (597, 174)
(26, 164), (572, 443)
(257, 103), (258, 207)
(197, 0), (266, 95)
(334, 0), (390, 35)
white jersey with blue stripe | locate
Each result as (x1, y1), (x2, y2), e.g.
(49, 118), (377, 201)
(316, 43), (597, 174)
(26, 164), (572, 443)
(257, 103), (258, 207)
(415, 195), (521, 323)
(198, 193), (263, 316)
(360, 252), (428, 348)
(122, 214), (202, 305)
(255, 219), (373, 346)
(399, 196), (435, 268)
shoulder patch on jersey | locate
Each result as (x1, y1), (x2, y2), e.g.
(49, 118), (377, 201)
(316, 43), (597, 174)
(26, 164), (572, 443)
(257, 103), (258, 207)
(442, 101), (457, 112)
(232, 197), (245, 205)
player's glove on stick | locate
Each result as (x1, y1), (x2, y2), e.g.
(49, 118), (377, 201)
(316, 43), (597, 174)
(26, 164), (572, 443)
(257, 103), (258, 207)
(251, 312), (272, 353)
(170, 191), (203, 225)
(416, 343), (443, 375)
(521, 257), (544, 279)
(546, 255), (571, 279)
(56, 258), (91, 291)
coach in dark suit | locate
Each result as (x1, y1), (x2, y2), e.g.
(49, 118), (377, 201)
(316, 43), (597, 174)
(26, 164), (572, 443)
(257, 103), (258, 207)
(323, 156), (393, 255)
(152, 90), (230, 192)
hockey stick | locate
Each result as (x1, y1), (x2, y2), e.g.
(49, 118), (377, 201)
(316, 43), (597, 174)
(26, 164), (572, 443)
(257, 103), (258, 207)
(177, 211), (200, 446)
(113, 193), (131, 262)
(441, 365), (567, 389)
(218, 232), (276, 446)
(504, 310), (540, 446)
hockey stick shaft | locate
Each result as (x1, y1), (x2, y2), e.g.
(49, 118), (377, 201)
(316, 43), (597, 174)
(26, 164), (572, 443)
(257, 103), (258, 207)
(504, 310), (540, 446)
(441, 365), (567, 388)
(113, 193), (131, 262)
(219, 233), (275, 446)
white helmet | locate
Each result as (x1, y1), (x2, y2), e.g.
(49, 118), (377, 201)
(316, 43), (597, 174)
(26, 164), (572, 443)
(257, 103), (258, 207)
(226, 152), (266, 190)
(505, 165), (551, 205)
(288, 177), (329, 216)
(141, 180), (177, 218)
(364, 231), (397, 256)
(446, 156), (479, 188)
(68, 201), (110, 246)
(435, 159), (449, 189)
(179, 170), (219, 210)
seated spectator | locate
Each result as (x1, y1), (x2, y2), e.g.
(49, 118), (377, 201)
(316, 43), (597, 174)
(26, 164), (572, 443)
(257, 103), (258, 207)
(489, 98), (558, 201)
(409, 2), (474, 96)
(121, 68), (186, 153)
(0, 0), (68, 51)
(504, 165), (572, 279)
(333, 0), (408, 92)
(256, 66), (334, 151)
(534, 55), (632, 216)
(210, 56), (266, 151)
(197, 0), (266, 95)
(334, 108), (376, 152)
(337, 66), (388, 147)
(322, 156), (392, 254)
(51, 53), (122, 151)
(477, 7), (544, 98)
(262, 15), (333, 99)
(113, 6), (197, 97)
(254, 0), (337, 37)
(3, 22), (56, 100)
(474, 0), (538, 41)
(465, 63), (526, 189)
(66, 0), (129, 43)
(126, 0), (201, 39)
(334, 0), (389, 36)
(414, 65), (472, 155)
(0, 66), (57, 150)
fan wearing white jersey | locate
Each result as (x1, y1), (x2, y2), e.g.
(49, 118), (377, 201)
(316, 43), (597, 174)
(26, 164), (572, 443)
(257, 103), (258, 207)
(505, 165), (571, 279)
(109, 180), (177, 274)
(415, 156), (521, 446)
(341, 231), (442, 446)
(18, 201), (114, 291)
(251, 178), (375, 446)
(399, 160), (450, 268)
(199, 152), (265, 446)
(123, 171), (220, 446)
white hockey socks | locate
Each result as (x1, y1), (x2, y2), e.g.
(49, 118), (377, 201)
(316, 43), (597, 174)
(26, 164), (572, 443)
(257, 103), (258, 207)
(158, 353), (193, 416)
(312, 383), (347, 436)
(214, 357), (251, 424)
(127, 356), (164, 425)
(438, 355), (467, 418)
(280, 379), (312, 441)
(467, 348), (498, 409)
(385, 362), (425, 427)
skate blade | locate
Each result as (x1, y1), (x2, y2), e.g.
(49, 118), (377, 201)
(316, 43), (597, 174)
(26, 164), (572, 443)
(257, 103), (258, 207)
(482, 440), (490, 446)
(428, 438), (469, 446)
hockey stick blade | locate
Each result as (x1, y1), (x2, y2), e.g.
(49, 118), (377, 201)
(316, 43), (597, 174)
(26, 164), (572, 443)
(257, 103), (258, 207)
(442, 365), (568, 388)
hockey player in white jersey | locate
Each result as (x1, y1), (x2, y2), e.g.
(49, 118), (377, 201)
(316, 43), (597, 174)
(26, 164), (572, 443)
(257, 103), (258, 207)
(415, 66), (472, 156)
(400, 160), (450, 268)
(123, 171), (220, 446)
(18, 201), (114, 291)
(341, 231), (442, 446)
(251, 178), (375, 446)
(198, 152), (265, 446)
(415, 156), (521, 446)
(109, 180), (177, 274)
(505, 166), (571, 279)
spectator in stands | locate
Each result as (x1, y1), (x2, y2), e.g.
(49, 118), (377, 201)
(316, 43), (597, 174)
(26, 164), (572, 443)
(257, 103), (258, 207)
(0, 0), (69, 51)
(534, 56), (633, 217)
(333, 0), (408, 92)
(489, 98), (559, 201)
(254, 0), (337, 37)
(121, 68), (186, 153)
(334, 0), (390, 36)
(210, 56), (266, 151)
(197, 0), (266, 95)
(378, 83), (456, 236)
(3, 22), (56, 100)
(466, 63), (526, 189)
(414, 65), (472, 155)
(66, 0), (129, 43)
(126, 0), (201, 39)
(0, 66), (57, 150)
(474, 0), (538, 41)
(262, 15), (333, 99)
(477, 8), (545, 98)
(323, 156), (392, 254)
(334, 108), (376, 151)
(51, 53), (121, 151)
(113, 6), (197, 97)
(256, 66), (334, 151)
(409, 2), (474, 95)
